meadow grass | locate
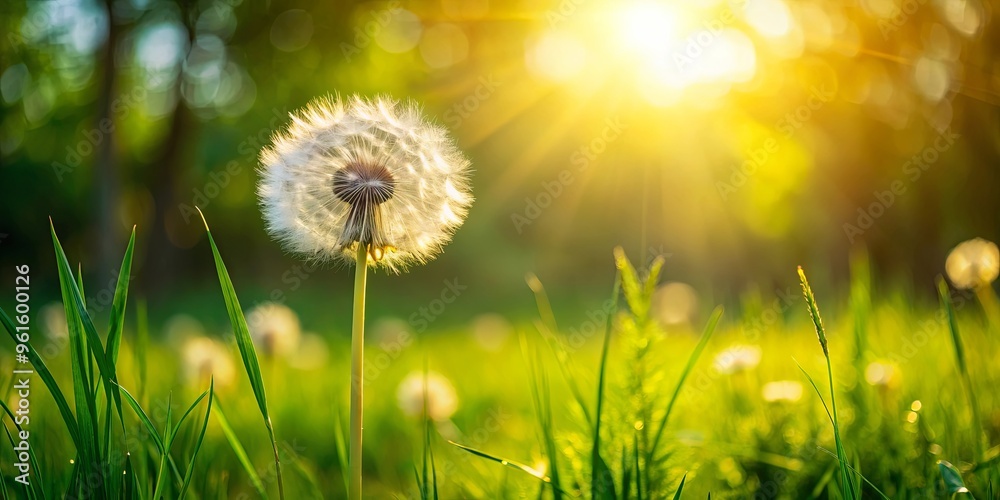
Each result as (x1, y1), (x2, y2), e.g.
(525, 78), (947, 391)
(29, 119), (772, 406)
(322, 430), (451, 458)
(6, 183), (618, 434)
(2, 229), (999, 498)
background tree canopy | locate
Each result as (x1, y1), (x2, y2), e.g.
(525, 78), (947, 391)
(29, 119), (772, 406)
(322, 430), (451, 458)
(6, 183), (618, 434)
(1, 0), (998, 319)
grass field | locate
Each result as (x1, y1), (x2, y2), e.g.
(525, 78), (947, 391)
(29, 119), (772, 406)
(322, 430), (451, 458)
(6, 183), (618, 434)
(2, 226), (998, 499)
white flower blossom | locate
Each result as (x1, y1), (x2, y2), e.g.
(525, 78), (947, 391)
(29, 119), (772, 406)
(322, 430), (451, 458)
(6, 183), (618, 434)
(945, 238), (999, 290)
(396, 371), (458, 421)
(258, 95), (473, 271)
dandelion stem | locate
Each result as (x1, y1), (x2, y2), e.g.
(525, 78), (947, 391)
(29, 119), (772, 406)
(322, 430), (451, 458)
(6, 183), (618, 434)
(349, 243), (369, 500)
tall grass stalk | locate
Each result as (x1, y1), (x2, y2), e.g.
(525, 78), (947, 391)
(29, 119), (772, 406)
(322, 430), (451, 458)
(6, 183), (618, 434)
(592, 272), (621, 499)
(197, 208), (284, 499)
(797, 266), (856, 499)
(350, 243), (369, 500)
(938, 277), (985, 460)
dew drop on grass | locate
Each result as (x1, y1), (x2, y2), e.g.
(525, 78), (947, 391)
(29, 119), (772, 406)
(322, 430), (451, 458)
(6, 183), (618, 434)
(910, 400), (922, 411)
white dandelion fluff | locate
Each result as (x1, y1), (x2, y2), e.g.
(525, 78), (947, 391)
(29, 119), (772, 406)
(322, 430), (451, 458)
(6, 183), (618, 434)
(258, 94), (473, 271)
(181, 337), (235, 388)
(761, 380), (803, 403)
(945, 237), (999, 290)
(245, 302), (302, 357)
(714, 345), (762, 375)
(396, 371), (458, 421)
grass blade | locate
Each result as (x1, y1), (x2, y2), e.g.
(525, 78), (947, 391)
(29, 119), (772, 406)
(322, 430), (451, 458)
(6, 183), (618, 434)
(215, 402), (269, 499)
(117, 384), (166, 453)
(1, 399), (45, 499)
(52, 221), (132, 495)
(179, 379), (215, 499)
(592, 272), (621, 500)
(0, 306), (80, 447)
(333, 406), (349, 495)
(107, 227), (136, 365)
(447, 441), (568, 494)
(649, 306), (724, 456)
(938, 460), (973, 495)
(938, 277), (985, 460)
(196, 208), (284, 499)
(797, 267), (855, 500)
(671, 473), (687, 500)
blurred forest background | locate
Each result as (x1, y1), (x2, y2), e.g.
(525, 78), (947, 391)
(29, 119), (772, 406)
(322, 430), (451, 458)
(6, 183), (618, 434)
(1, 0), (998, 327)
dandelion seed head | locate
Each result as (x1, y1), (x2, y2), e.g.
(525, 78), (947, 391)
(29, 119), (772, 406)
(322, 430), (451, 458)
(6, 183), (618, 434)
(864, 360), (900, 389)
(39, 302), (68, 340)
(945, 237), (999, 290)
(245, 302), (302, 357)
(258, 94), (473, 271)
(396, 371), (458, 421)
(762, 380), (803, 403)
(181, 337), (235, 388)
(714, 345), (762, 374)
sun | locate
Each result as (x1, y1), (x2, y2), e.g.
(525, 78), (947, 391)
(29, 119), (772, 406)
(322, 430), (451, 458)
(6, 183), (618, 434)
(616, 1), (682, 60)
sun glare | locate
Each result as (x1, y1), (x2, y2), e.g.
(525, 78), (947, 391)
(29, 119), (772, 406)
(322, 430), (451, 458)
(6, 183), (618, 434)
(524, 0), (768, 104)
(617, 2), (680, 58)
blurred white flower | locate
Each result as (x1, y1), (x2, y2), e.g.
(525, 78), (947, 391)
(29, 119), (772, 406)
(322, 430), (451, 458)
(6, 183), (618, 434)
(39, 302), (68, 340)
(714, 345), (762, 374)
(371, 317), (412, 345)
(290, 333), (330, 370)
(652, 282), (700, 327)
(245, 302), (302, 357)
(864, 361), (900, 389)
(163, 314), (207, 347)
(945, 238), (999, 290)
(471, 313), (513, 351)
(762, 380), (803, 403)
(396, 371), (458, 421)
(258, 95), (474, 272)
(181, 337), (235, 388)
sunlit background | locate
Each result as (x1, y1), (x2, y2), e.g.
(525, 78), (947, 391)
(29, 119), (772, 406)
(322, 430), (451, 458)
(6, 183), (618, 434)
(1, 0), (998, 319)
(3, 1), (1000, 498)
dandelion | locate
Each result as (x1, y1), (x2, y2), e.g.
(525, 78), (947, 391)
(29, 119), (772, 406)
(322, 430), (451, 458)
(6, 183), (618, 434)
(945, 238), (999, 290)
(714, 345), (762, 374)
(181, 337), (235, 388)
(945, 238), (1000, 329)
(396, 371), (459, 421)
(258, 94), (472, 500)
(246, 302), (302, 357)
(371, 316), (412, 344)
(651, 282), (699, 327)
(258, 94), (473, 271)
(163, 313), (207, 347)
(470, 313), (513, 351)
(762, 380), (803, 403)
(38, 302), (68, 340)
(864, 360), (900, 389)
(290, 333), (330, 370)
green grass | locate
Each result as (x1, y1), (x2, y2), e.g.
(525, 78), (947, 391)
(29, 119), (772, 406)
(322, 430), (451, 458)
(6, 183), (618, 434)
(2, 227), (999, 498)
